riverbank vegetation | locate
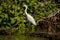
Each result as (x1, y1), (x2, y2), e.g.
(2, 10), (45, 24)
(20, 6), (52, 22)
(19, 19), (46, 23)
(0, 0), (60, 35)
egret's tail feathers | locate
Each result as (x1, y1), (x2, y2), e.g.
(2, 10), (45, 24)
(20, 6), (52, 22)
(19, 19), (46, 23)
(34, 23), (37, 26)
(32, 21), (37, 26)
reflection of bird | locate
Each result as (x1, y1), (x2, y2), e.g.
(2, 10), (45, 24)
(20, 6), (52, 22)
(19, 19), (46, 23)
(24, 5), (37, 26)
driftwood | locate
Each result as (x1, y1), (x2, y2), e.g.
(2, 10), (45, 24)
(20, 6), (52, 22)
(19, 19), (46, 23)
(28, 9), (60, 40)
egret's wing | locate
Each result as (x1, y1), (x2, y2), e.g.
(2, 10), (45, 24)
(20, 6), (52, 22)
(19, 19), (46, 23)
(26, 14), (37, 26)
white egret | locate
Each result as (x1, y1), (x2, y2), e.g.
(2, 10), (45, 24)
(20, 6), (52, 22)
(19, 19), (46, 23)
(24, 5), (37, 26)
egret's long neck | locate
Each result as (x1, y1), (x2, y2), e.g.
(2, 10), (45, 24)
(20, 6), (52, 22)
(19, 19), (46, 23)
(25, 7), (28, 15)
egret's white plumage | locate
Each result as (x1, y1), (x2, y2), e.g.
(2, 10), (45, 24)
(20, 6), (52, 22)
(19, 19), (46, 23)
(24, 5), (37, 26)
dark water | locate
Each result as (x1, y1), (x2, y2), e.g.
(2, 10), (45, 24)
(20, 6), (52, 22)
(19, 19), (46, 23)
(0, 35), (48, 40)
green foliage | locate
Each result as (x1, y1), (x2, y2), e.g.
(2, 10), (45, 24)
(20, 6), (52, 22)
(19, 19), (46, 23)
(0, 0), (59, 34)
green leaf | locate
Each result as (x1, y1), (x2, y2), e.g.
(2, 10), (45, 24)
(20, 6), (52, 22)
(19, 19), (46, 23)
(10, 18), (16, 24)
(0, 19), (2, 23)
(4, 14), (8, 19)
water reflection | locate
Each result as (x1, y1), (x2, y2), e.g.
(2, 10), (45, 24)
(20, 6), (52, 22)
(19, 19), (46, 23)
(0, 35), (48, 40)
